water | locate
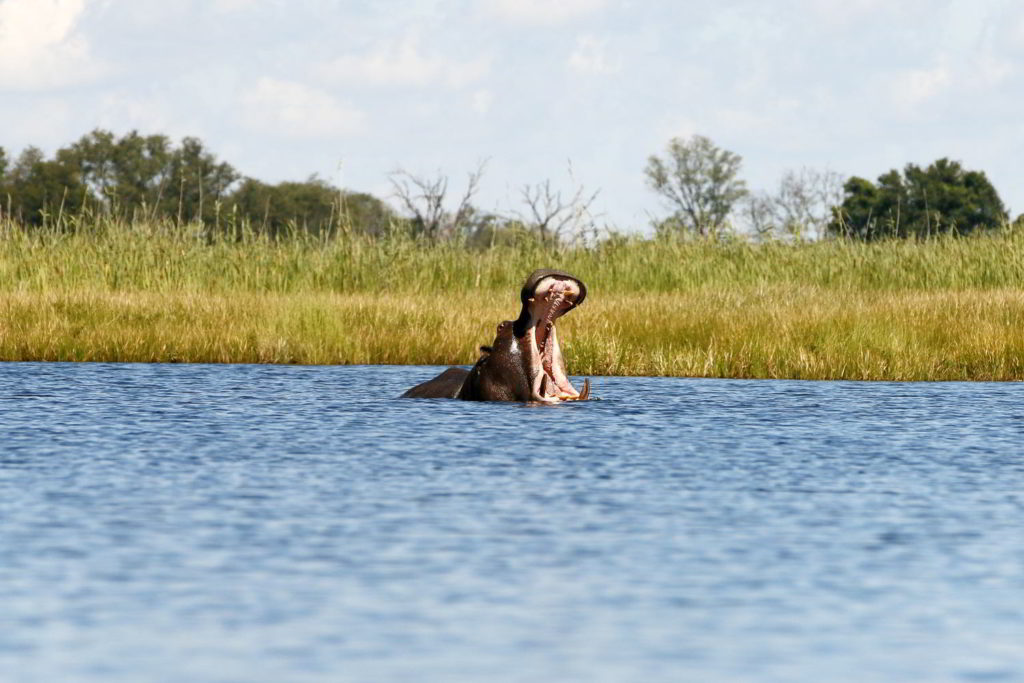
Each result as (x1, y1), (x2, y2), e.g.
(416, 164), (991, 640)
(0, 363), (1022, 682)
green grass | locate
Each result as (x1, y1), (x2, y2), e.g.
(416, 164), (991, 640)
(2, 216), (1024, 379)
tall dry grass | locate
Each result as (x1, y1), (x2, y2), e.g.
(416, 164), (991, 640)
(2, 216), (1023, 379)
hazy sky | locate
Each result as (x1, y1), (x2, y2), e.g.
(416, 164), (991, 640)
(2, 0), (1022, 229)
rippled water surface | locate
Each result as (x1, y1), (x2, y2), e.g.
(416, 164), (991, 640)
(1, 362), (1022, 682)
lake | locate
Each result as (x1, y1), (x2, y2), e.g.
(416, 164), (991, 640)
(1, 362), (1021, 682)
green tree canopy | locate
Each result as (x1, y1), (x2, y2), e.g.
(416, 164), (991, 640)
(2, 129), (240, 226)
(829, 158), (1007, 239)
(60, 129), (175, 217)
(0, 128), (405, 235)
(228, 177), (398, 237)
(167, 136), (239, 224)
(2, 146), (89, 224)
(644, 135), (748, 236)
(340, 191), (399, 237)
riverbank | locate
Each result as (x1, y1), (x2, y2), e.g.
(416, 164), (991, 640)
(3, 288), (1023, 380)
(2, 220), (1023, 379)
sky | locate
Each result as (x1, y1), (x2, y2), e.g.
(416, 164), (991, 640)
(2, 0), (1023, 231)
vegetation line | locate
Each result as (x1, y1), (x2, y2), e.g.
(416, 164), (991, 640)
(2, 217), (1023, 380)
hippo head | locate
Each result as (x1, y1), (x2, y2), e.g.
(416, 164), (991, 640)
(401, 268), (591, 403)
(510, 268), (589, 403)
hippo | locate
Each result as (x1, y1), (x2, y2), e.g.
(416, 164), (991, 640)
(401, 268), (591, 403)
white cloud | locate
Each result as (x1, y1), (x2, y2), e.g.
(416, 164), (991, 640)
(567, 35), (620, 75)
(1016, 13), (1024, 43)
(0, 0), (103, 89)
(802, 0), (889, 25)
(888, 65), (952, 111)
(318, 35), (489, 88)
(718, 107), (770, 135)
(212, 0), (250, 12)
(484, 0), (607, 26)
(241, 78), (365, 138)
(965, 52), (1013, 89)
(97, 91), (175, 134)
(990, 6), (1024, 55)
(470, 89), (494, 114)
(0, 96), (75, 150)
(665, 119), (698, 141)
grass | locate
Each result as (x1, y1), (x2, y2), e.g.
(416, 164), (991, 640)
(2, 216), (1024, 379)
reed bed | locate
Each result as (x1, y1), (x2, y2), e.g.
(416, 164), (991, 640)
(2, 288), (1023, 380)
(2, 217), (1023, 379)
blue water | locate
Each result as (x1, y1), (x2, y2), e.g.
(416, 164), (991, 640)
(0, 363), (1022, 682)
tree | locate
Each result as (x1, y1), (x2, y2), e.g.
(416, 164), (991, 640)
(59, 129), (117, 211)
(53, 129), (238, 224)
(645, 134), (748, 236)
(465, 214), (552, 249)
(229, 177), (334, 236)
(340, 191), (398, 237)
(743, 168), (845, 239)
(60, 129), (174, 217)
(517, 178), (599, 244)
(388, 162), (486, 240)
(227, 177), (398, 237)
(4, 146), (89, 225)
(829, 158), (1007, 239)
(110, 131), (174, 217)
(739, 191), (776, 240)
(0, 130), (428, 236)
(168, 136), (239, 224)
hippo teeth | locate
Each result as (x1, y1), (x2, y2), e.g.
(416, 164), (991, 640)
(537, 292), (564, 376)
(539, 323), (554, 375)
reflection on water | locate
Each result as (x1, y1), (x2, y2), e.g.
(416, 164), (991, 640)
(1, 363), (1022, 682)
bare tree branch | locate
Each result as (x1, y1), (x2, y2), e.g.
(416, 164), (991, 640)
(740, 192), (777, 239)
(388, 160), (487, 240)
(770, 168), (845, 239)
(450, 160), (487, 238)
(517, 175), (600, 245)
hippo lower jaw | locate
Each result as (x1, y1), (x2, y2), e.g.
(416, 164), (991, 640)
(517, 274), (588, 403)
(517, 326), (578, 403)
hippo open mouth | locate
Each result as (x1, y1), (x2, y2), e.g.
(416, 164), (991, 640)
(400, 268), (591, 403)
(513, 269), (590, 403)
